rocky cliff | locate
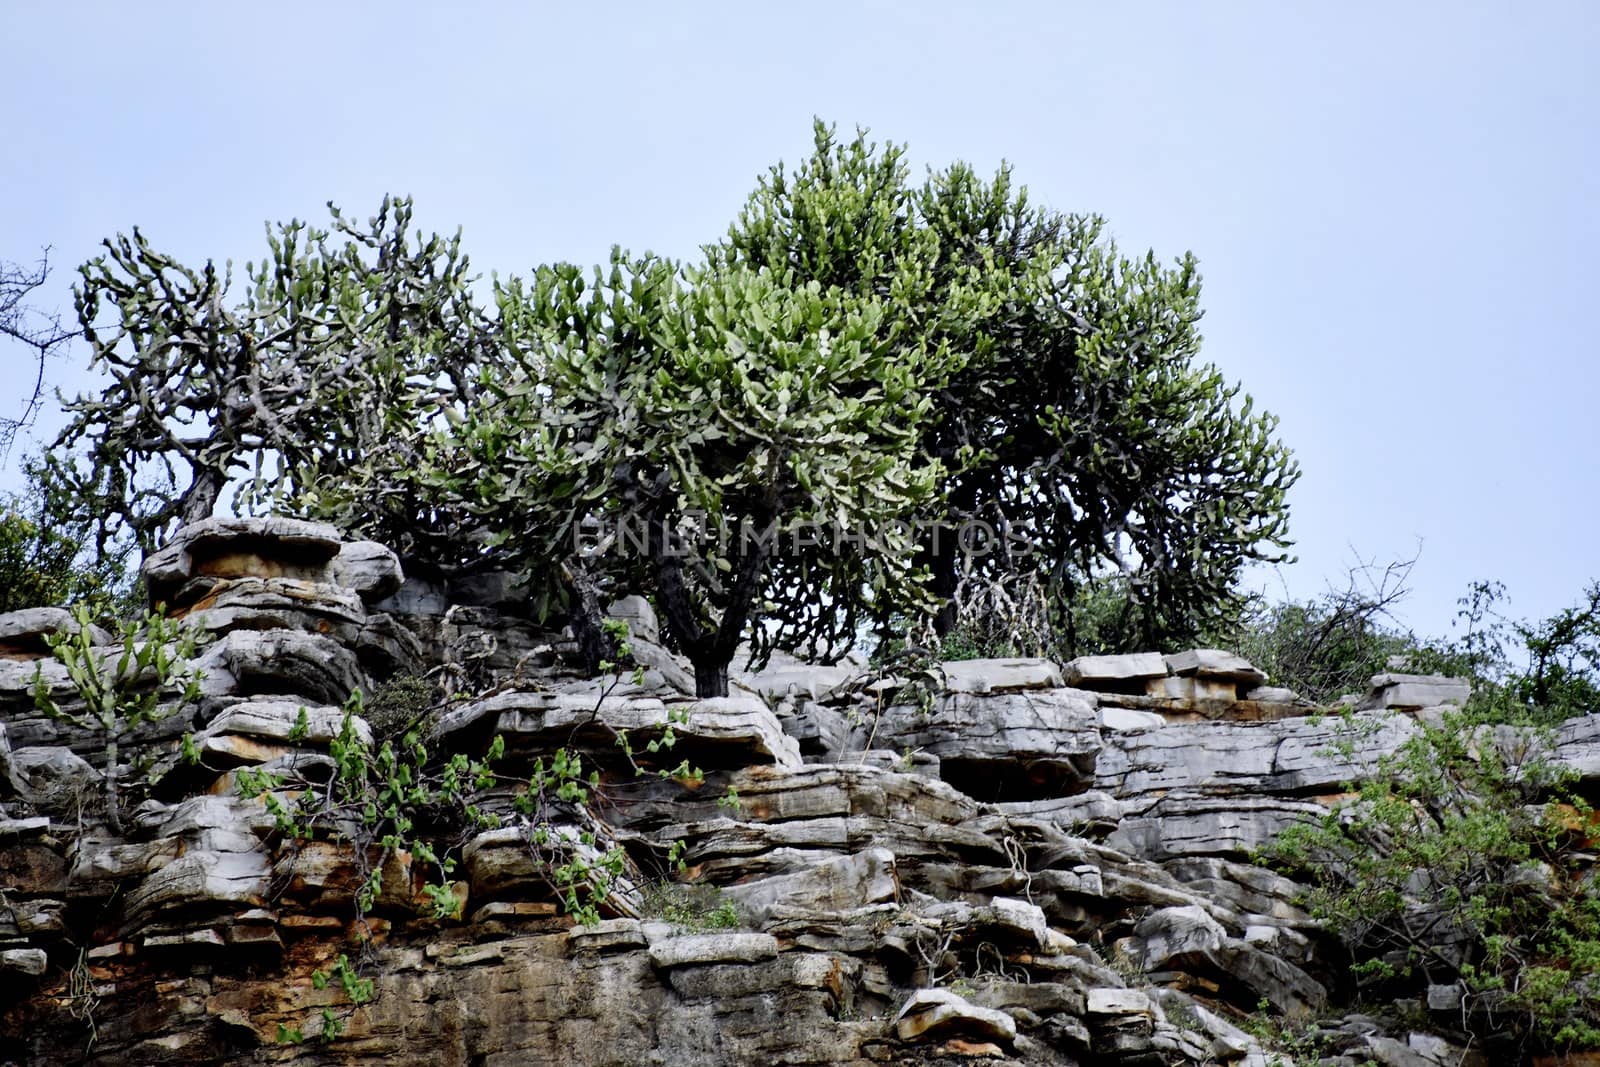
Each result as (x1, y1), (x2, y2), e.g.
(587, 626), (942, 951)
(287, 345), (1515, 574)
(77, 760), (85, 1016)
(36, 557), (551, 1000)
(3, 518), (1590, 1066)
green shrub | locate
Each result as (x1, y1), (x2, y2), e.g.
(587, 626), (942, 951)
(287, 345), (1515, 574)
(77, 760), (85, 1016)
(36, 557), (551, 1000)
(1453, 579), (1600, 725)
(0, 456), (137, 615)
(1213, 557), (1437, 704)
(236, 674), (725, 1043)
(1266, 706), (1600, 1054)
(363, 673), (441, 740)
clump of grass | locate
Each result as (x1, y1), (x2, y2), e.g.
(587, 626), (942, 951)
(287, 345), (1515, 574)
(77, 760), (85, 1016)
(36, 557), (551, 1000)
(639, 881), (740, 930)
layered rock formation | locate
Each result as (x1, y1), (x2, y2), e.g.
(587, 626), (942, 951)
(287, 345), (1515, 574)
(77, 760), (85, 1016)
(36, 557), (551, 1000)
(0, 518), (1561, 1066)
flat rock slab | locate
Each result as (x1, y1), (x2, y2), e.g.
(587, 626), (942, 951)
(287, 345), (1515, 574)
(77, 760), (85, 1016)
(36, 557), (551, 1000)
(703, 762), (979, 828)
(724, 846), (899, 924)
(196, 699), (366, 746)
(122, 848), (272, 920)
(177, 578), (368, 637)
(739, 661), (858, 703)
(143, 516), (348, 605)
(869, 689), (1101, 801)
(0, 607), (111, 655)
(435, 690), (801, 770)
(462, 822), (624, 900)
(937, 658), (1065, 694)
(569, 918), (647, 953)
(9, 746), (101, 806)
(1100, 707), (1166, 733)
(895, 987), (1017, 1044)
(1086, 987), (1154, 1017)
(1129, 904), (1227, 968)
(1359, 673), (1470, 709)
(648, 931), (778, 968)
(0, 948), (47, 976)
(1094, 712), (1417, 798)
(1107, 793), (1330, 861)
(195, 629), (366, 707)
(1164, 649), (1268, 685)
(1554, 715), (1600, 781)
(995, 789), (1126, 837)
(1063, 653), (1168, 687)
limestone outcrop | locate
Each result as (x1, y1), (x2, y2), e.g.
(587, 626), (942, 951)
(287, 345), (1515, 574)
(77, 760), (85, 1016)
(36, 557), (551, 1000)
(0, 518), (1538, 1066)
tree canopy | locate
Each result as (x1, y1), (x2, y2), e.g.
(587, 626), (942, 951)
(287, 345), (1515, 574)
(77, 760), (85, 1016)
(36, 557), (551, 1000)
(420, 249), (954, 694)
(44, 122), (1298, 694)
(714, 125), (1298, 655)
(48, 197), (493, 567)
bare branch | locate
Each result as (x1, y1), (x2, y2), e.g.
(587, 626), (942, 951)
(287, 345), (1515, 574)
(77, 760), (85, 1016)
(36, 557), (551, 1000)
(1, 249), (77, 461)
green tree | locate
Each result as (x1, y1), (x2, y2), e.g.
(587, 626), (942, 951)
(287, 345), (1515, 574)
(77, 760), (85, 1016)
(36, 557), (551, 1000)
(1223, 567), (1600, 714)
(47, 125), (1298, 688)
(715, 122), (1299, 655)
(1218, 555), (1428, 704)
(427, 250), (957, 695)
(1501, 580), (1600, 719)
(0, 456), (136, 614)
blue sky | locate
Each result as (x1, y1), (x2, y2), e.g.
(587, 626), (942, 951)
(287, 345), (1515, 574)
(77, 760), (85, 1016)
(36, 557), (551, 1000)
(2, 2), (1595, 642)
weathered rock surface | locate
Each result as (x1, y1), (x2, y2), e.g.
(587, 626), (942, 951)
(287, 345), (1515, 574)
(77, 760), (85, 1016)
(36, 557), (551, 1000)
(434, 689), (802, 770)
(937, 657), (1065, 694)
(863, 688), (1101, 800)
(1359, 672), (1471, 710)
(895, 987), (1017, 1044)
(1063, 651), (1168, 687)
(0, 607), (111, 656)
(0, 518), (1499, 1067)
(141, 516), (345, 605)
(1165, 648), (1269, 686)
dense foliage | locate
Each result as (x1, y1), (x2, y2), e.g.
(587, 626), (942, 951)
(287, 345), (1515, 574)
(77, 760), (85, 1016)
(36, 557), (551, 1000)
(714, 126), (1299, 659)
(426, 249), (953, 695)
(0, 457), (136, 615)
(41, 122), (1297, 694)
(1214, 557), (1600, 713)
(1270, 708), (1600, 1055)
(31, 605), (203, 833)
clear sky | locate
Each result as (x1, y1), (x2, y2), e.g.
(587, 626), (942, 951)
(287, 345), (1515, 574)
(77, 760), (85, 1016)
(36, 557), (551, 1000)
(2, 2), (1595, 642)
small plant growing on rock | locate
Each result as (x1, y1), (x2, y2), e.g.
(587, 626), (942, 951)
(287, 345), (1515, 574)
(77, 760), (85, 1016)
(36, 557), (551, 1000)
(238, 688), (504, 1042)
(363, 672), (442, 739)
(237, 688), (500, 920)
(31, 603), (203, 833)
(239, 675), (720, 1042)
(639, 882), (740, 931)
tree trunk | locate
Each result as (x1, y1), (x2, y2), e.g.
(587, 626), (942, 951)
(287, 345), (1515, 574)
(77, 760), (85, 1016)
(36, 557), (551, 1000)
(693, 660), (729, 699)
(650, 509), (766, 701)
(178, 466), (225, 528)
(563, 562), (615, 675)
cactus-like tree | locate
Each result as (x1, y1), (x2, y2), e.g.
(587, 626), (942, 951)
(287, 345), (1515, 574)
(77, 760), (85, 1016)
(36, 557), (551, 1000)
(48, 125), (1299, 694)
(715, 123), (1299, 654)
(48, 197), (496, 572)
(424, 250), (959, 696)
